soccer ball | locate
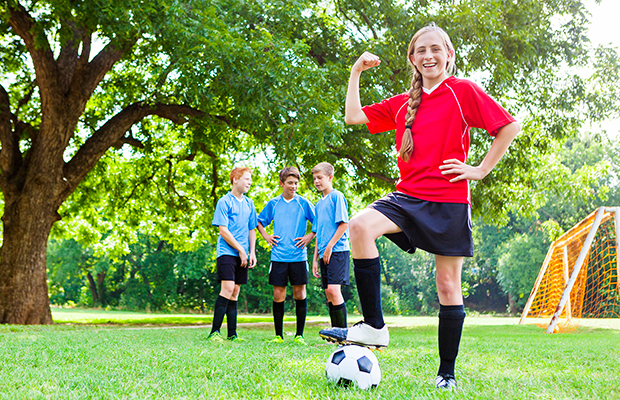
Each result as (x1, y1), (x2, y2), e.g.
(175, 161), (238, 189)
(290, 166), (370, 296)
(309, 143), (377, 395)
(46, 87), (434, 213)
(325, 345), (381, 390)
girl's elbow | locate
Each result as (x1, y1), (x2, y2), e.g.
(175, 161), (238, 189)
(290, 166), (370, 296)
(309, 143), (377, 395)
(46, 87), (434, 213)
(344, 112), (368, 125)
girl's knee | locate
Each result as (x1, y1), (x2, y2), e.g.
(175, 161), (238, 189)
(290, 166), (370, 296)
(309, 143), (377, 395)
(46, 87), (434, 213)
(349, 216), (370, 240)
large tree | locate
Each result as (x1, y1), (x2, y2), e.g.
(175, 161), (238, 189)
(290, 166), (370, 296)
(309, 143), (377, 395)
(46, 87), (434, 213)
(0, 1), (211, 323)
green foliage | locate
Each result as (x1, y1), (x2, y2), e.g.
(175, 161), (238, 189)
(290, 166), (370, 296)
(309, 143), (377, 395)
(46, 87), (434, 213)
(466, 131), (620, 313)
(496, 231), (550, 310)
(378, 237), (439, 315)
(47, 235), (217, 311)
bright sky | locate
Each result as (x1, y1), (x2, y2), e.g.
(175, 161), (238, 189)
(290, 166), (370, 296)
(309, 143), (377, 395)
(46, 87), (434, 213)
(584, 0), (620, 138)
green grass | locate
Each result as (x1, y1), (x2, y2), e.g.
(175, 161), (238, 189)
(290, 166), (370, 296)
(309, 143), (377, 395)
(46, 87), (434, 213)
(50, 307), (323, 325)
(2, 312), (620, 399)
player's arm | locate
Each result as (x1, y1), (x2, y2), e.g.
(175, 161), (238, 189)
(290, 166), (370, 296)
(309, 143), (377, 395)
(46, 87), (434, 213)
(312, 241), (320, 279)
(218, 225), (248, 267)
(322, 222), (349, 265)
(248, 229), (257, 268)
(257, 222), (280, 247)
(439, 121), (520, 182)
(345, 52), (380, 125)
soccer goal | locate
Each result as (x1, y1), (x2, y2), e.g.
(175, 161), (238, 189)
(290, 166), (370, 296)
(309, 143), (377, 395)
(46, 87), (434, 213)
(519, 207), (620, 333)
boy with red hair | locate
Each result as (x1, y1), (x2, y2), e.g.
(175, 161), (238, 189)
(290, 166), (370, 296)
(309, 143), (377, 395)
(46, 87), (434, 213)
(208, 167), (258, 341)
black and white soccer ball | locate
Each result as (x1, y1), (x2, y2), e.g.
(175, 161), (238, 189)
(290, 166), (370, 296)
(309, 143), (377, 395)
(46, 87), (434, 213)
(325, 345), (381, 390)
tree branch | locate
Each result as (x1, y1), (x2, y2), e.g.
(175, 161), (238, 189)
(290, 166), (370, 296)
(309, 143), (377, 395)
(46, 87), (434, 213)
(6, 2), (60, 104)
(336, 2), (369, 42)
(329, 150), (396, 184)
(112, 135), (145, 149)
(75, 36), (138, 105)
(62, 102), (203, 201)
(0, 84), (22, 186)
(56, 19), (83, 94)
(79, 30), (92, 67)
(121, 171), (156, 208)
(357, 10), (379, 41)
(197, 143), (218, 210)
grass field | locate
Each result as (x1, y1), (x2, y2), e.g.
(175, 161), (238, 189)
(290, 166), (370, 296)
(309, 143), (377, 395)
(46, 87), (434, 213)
(1, 309), (619, 399)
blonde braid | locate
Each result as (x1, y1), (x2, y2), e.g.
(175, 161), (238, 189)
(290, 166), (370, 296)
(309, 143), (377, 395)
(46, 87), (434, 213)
(398, 70), (423, 162)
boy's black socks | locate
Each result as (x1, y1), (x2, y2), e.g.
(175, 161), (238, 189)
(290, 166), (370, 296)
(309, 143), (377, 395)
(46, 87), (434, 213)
(295, 298), (307, 337)
(332, 302), (347, 328)
(437, 304), (466, 377)
(226, 299), (238, 338)
(353, 257), (385, 329)
(328, 301), (335, 326)
(273, 301), (285, 338)
(211, 295), (229, 334)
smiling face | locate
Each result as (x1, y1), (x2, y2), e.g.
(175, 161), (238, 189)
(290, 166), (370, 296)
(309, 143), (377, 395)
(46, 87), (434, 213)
(409, 31), (454, 88)
(233, 172), (252, 194)
(280, 175), (299, 199)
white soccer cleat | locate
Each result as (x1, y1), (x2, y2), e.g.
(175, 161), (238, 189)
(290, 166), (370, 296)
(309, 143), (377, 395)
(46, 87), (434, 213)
(435, 374), (457, 390)
(319, 321), (389, 349)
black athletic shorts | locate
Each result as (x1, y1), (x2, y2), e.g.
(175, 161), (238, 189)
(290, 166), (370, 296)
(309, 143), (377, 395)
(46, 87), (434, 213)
(216, 255), (249, 284)
(319, 251), (351, 289)
(368, 192), (473, 257)
(269, 261), (309, 286)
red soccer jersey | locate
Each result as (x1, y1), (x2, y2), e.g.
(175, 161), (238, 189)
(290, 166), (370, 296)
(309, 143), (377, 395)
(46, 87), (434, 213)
(362, 75), (516, 204)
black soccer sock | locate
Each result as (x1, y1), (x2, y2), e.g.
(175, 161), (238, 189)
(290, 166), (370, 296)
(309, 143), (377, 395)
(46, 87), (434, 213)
(328, 301), (335, 326)
(226, 299), (238, 338)
(210, 295), (229, 334)
(295, 298), (307, 337)
(332, 302), (347, 328)
(353, 257), (385, 329)
(273, 301), (285, 338)
(437, 304), (466, 377)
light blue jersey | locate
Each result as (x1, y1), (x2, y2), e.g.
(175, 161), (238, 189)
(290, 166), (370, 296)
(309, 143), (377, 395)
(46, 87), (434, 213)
(258, 195), (315, 262)
(312, 189), (350, 258)
(212, 192), (258, 257)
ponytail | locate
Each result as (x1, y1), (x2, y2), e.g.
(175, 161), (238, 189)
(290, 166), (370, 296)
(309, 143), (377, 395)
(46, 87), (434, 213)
(399, 70), (423, 162)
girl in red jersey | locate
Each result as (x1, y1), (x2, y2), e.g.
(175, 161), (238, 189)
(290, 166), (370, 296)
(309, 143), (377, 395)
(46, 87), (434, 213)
(318, 23), (520, 390)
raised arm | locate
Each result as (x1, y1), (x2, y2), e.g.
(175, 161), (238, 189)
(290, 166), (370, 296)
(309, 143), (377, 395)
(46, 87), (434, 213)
(344, 52), (380, 125)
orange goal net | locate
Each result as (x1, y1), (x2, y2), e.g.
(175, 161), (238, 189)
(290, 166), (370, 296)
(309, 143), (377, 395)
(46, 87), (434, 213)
(519, 207), (620, 333)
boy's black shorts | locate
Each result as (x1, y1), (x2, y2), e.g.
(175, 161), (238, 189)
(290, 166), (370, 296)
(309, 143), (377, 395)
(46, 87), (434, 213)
(269, 261), (309, 286)
(216, 255), (249, 284)
(368, 192), (473, 257)
(319, 251), (350, 289)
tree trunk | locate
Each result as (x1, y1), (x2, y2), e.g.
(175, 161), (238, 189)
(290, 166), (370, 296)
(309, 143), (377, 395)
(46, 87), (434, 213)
(508, 295), (516, 315)
(86, 272), (100, 305)
(0, 189), (57, 324)
(96, 271), (107, 305)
